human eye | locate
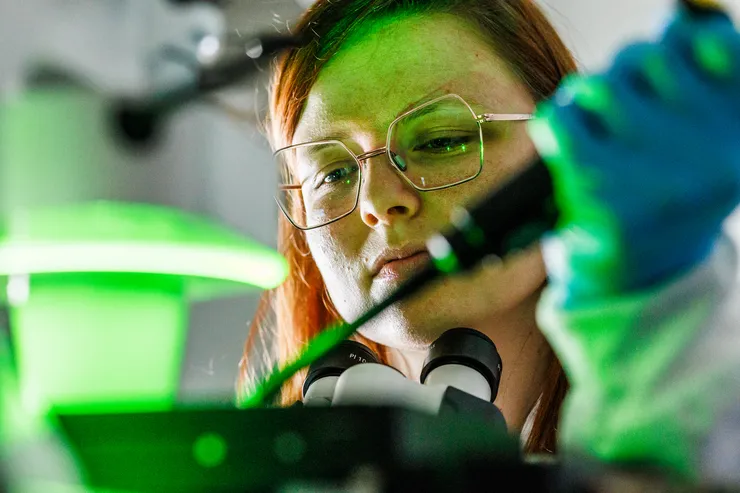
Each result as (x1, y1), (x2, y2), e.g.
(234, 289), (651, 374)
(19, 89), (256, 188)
(315, 161), (360, 188)
(413, 131), (477, 155)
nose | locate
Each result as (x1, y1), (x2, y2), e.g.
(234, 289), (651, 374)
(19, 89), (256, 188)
(358, 150), (422, 228)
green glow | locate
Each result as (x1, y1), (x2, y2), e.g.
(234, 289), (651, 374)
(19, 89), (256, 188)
(560, 75), (608, 112)
(538, 270), (719, 478)
(462, 222), (486, 248)
(9, 273), (186, 415)
(0, 202), (288, 415)
(10, 480), (134, 493)
(0, 331), (91, 490)
(527, 116), (564, 161)
(0, 87), (289, 487)
(0, 242), (282, 293)
(425, 234), (461, 275)
(0, 202), (288, 297)
(192, 432), (227, 468)
(432, 251), (460, 274)
(529, 97), (628, 297)
(273, 431), (306, 464)
(529, 100), (597, 229)
(563, 75), (625, 133)
(1, 89), (287, 293)
(450, 207), (485, 249)
(642, 50), (680, 102)
(242, 322), (352, 408)
(694, 33), (733, 78)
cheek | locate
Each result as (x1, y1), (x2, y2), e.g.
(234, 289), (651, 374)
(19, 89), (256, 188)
(305, 229), (349, 279)
(494, 129), (537, 176)
(305, 226), (368, 317)
(474, 133), (537, 199)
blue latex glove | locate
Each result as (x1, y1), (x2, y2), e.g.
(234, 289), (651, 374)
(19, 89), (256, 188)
(529, 6), (740, 478)
(529, 6), (740, 307)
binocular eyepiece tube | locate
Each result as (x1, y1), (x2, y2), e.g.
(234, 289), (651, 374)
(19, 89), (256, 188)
(302, 328), (504, 425)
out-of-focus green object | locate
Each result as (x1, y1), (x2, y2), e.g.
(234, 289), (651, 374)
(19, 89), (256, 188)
(1, 203), (288, 416)
(0, 88), (288, 417)
(0, 203), (288, 296)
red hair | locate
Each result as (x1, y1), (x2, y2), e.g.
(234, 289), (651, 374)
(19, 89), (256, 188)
(239, 0), (575, 454)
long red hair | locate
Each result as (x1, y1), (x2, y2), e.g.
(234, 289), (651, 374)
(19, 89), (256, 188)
(239, 0), (576, 454)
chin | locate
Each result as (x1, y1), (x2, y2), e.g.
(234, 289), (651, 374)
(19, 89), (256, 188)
(357, 321), (443, 352)
(347, 246), (546, 351)
(356, 283), (479, 351)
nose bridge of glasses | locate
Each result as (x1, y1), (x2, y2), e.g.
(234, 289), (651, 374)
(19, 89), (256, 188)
(355, 145), (416, 202)
(356, 146), (408, 174)
(356, 146), (388, 163)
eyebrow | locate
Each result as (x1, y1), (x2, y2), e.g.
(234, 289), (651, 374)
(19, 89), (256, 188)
(295, 142), (351, 170)
(398, 102), (439, 123)
(294, 143), (352, 186)
(394, 99), (463, 128)
(303, 141), (342, 154)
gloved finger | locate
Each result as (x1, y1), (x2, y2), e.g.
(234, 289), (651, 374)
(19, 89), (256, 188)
(662, 9), (740, 89)
(555, 73), (629, 141)
(531, 86), (605, 174)
(546, 63), (687, 201)
(676, 0), (734, 24)
(604, 40), (730, 162)
(601, 42), (686, 147)
(605, 36), (740, 200)
(530, 82), (629, 221)
(534, 72), (632, 162)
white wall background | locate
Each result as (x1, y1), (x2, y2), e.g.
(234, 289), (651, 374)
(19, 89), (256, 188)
(177, 0), (740, 403)
(540, 0), (740, 71)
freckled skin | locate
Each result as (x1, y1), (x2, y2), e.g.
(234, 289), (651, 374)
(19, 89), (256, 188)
(293, 14), (551, 427)
(295, 13), (545, 343)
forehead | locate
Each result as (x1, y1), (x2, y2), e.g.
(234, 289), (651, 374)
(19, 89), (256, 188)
(293, 13), (534, 145)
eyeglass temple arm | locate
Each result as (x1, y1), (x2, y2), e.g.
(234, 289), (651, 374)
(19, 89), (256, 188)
(477, 113), (535, 123)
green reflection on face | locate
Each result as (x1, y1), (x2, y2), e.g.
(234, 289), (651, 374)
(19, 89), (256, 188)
(292, 12), (540, 349)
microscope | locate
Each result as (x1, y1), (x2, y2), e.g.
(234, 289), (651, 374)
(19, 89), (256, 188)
(302, 328), (506, 429)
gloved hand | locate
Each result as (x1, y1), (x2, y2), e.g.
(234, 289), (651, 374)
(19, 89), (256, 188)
(529, 5), (740, 307)
(529, 3), (740, 480)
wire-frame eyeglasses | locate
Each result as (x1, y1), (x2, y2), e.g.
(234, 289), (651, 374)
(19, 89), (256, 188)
(274, 93), (534, 230)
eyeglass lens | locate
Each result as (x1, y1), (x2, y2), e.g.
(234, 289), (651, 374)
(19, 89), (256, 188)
(276, 96), (483, 229)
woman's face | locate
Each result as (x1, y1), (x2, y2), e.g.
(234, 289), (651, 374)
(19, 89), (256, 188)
(293, 13), (547, 350)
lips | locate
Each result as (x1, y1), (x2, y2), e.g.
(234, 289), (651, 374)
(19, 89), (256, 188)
(374, 251), (431, 281)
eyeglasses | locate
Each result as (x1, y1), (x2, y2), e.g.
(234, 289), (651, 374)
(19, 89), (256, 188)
(274, 93), (533, 230)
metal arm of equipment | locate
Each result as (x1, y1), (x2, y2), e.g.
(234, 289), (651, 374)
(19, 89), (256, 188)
(0, 0), (301, 106)
(0, 0), (223, 98)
